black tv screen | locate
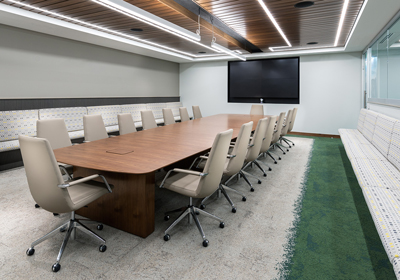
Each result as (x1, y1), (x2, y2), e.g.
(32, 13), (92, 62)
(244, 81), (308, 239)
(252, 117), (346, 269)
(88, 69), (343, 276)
(228, 57), (299, 104)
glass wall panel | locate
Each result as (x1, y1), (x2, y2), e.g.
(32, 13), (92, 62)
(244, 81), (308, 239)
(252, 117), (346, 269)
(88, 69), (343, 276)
(388, 18), (400, 100)
(370, 32), (388, 99)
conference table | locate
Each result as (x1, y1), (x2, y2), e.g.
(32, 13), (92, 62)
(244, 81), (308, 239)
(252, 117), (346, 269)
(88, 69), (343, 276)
(54, 114), (267, 238)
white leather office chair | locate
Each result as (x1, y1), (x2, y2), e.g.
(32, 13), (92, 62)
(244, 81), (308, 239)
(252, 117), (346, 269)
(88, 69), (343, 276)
(269, 112), (287, 155)
(36, 118), (74, 208)
(194, 122), (253, 212)
(256, 115), (278, 169)
(141, 110), (158, 130)
(83, 115), (109, 142)
(118, 113), (137, 135)
(192, 105), (202, 119)
(282, 107), (298, 147)
(179, 107), (190, 122)
(279, 109), (293, 148)
(19, 135), (113, 272)
(162, 108), (176, 125)
(250, 104), (264, 115)
(159, 129), (233, 247)
(240, 117), (269, 191)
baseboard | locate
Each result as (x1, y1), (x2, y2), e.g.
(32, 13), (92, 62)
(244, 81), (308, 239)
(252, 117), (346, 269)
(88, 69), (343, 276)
(288, 132), (340, 139)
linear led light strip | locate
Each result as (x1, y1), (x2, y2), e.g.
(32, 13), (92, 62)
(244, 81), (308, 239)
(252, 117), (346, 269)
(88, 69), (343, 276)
(5, 0), (216, 57)
(257, 0), (292, 49)
(211, 42), (246, 61)
(334, 0), (350, 46)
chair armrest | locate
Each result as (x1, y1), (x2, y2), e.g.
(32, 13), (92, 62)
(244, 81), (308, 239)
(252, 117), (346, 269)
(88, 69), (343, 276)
(227, 154), (236, 158)
(159, 168), (208, 189)
(58, 174), (112, 193)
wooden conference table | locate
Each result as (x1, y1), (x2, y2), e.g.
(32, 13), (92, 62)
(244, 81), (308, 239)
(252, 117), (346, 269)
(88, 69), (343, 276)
(54, 114), (267, 238)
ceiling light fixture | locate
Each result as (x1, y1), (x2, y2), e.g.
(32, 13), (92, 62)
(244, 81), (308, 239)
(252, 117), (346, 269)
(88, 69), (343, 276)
(334, 0), (350, 47)
(92, 0), (200, 42)
(257, 0), (292, 47)
(211, 42), (246, 61)
(4, 0), (218, 57)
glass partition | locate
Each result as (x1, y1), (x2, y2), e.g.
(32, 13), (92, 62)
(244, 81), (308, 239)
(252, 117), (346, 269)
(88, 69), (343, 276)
(367, 16), (400, 106)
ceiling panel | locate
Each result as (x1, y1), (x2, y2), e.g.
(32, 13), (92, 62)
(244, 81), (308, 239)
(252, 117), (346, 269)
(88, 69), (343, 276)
(0, 0), (366, 58)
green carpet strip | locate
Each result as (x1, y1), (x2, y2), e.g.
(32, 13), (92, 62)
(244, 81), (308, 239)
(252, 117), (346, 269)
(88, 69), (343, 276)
(278, 136), (396, 280)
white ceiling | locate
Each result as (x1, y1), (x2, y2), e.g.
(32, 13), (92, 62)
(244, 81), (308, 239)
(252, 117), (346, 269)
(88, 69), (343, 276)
(0, 0), (399, 63)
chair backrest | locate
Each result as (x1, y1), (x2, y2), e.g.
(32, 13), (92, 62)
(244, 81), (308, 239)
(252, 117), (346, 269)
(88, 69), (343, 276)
(271, 112), (286, 144)
(36, 119), (72, 150)
(224, 121), (253, 176)
(250, 104), (264, 115)
(179, 107), (190, 122)
(281, 110), (293, 136)
(259, 116), (278, 154)
(245, 117), (268, 162)
(192, 106), (202, 119)
(288, 107), (298, 132)
(141, 110), (158, 130)
(118, 113), (137, 135)
(19, 135), (74, 214)
(83, 114), (109, 142)
(162, 108), (176, 125)
(196, 129), (233, 198)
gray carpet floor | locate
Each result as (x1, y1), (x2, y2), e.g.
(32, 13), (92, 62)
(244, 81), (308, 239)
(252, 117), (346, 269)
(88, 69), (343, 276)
(0, 137), (313, 279)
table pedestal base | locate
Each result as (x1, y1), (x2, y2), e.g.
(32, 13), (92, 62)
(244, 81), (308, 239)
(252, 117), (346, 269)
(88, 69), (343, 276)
(74, 167), (155, 238)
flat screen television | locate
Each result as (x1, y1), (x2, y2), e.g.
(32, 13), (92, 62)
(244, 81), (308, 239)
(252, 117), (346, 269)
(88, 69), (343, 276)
(228, 57), (299, 104)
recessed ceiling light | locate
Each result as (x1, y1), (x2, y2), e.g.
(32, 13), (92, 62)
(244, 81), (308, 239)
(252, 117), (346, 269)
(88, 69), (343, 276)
(307, 42), (318, 45)
(198, 51), (206, 54)
(294, 1), (314, 8)
(130, 28), (143, 32)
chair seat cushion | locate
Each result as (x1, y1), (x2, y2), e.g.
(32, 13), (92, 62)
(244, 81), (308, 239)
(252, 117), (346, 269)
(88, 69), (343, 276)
(105, 125), (119, 133)
(68, 179), (112, 210)
(353, 158), (400, 189)
(0, 140), (20, 152)
(164, 173), (201, 198)
(362, 187), (400, 263)
(68, 130), (84, 140)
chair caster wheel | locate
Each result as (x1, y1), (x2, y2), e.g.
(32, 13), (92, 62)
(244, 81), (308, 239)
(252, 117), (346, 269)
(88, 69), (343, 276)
(99, 244), (107, 252)
(202, 239), (209, 247)
(53, 213), (59, 216)
(263, 174), (267, 177)
(219, 222), (225, 228)
(283, 152), (286, 155)
(35, 204), (40, 208)
(26, 248), (35, 256)
(274, 161), (277, 164)
(195, 211), (200, 215)
(242, 196), (247, 202)
(258, 180), (262, 184)
(287, 149), (289, 152)
(232, 207), (236, 213)
(279, 157), (282, 160)
(269, 168), (272, 171)
(250, 188), (255, 192)
(164, 234), (170, 241)
(97, 224), (103, 230)
(293, 144), (295, 146)
(164, 215), (170, 221)
(200, 204), (206, 210)
(52, 263), (61, 272)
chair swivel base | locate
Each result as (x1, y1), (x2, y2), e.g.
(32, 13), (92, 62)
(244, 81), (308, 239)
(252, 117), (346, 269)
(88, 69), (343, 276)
(163, 198), (224, 247)
(199, 183), (245, 213)
(26, 212), (106, 272)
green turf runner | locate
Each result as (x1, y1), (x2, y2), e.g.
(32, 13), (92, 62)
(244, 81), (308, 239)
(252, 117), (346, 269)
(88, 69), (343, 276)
(278, 136), (395, 280)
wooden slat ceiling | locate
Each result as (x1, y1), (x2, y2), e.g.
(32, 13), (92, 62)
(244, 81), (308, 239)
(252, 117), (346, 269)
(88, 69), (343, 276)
(0, 0), (365, 57)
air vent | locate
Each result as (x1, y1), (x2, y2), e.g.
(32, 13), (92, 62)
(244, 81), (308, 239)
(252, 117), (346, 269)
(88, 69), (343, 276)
(379, 33), (393, 44)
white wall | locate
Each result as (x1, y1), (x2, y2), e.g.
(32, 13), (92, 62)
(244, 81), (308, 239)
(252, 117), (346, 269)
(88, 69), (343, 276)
(0, 24), (179, 98)
(180, 52), (362, 135)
